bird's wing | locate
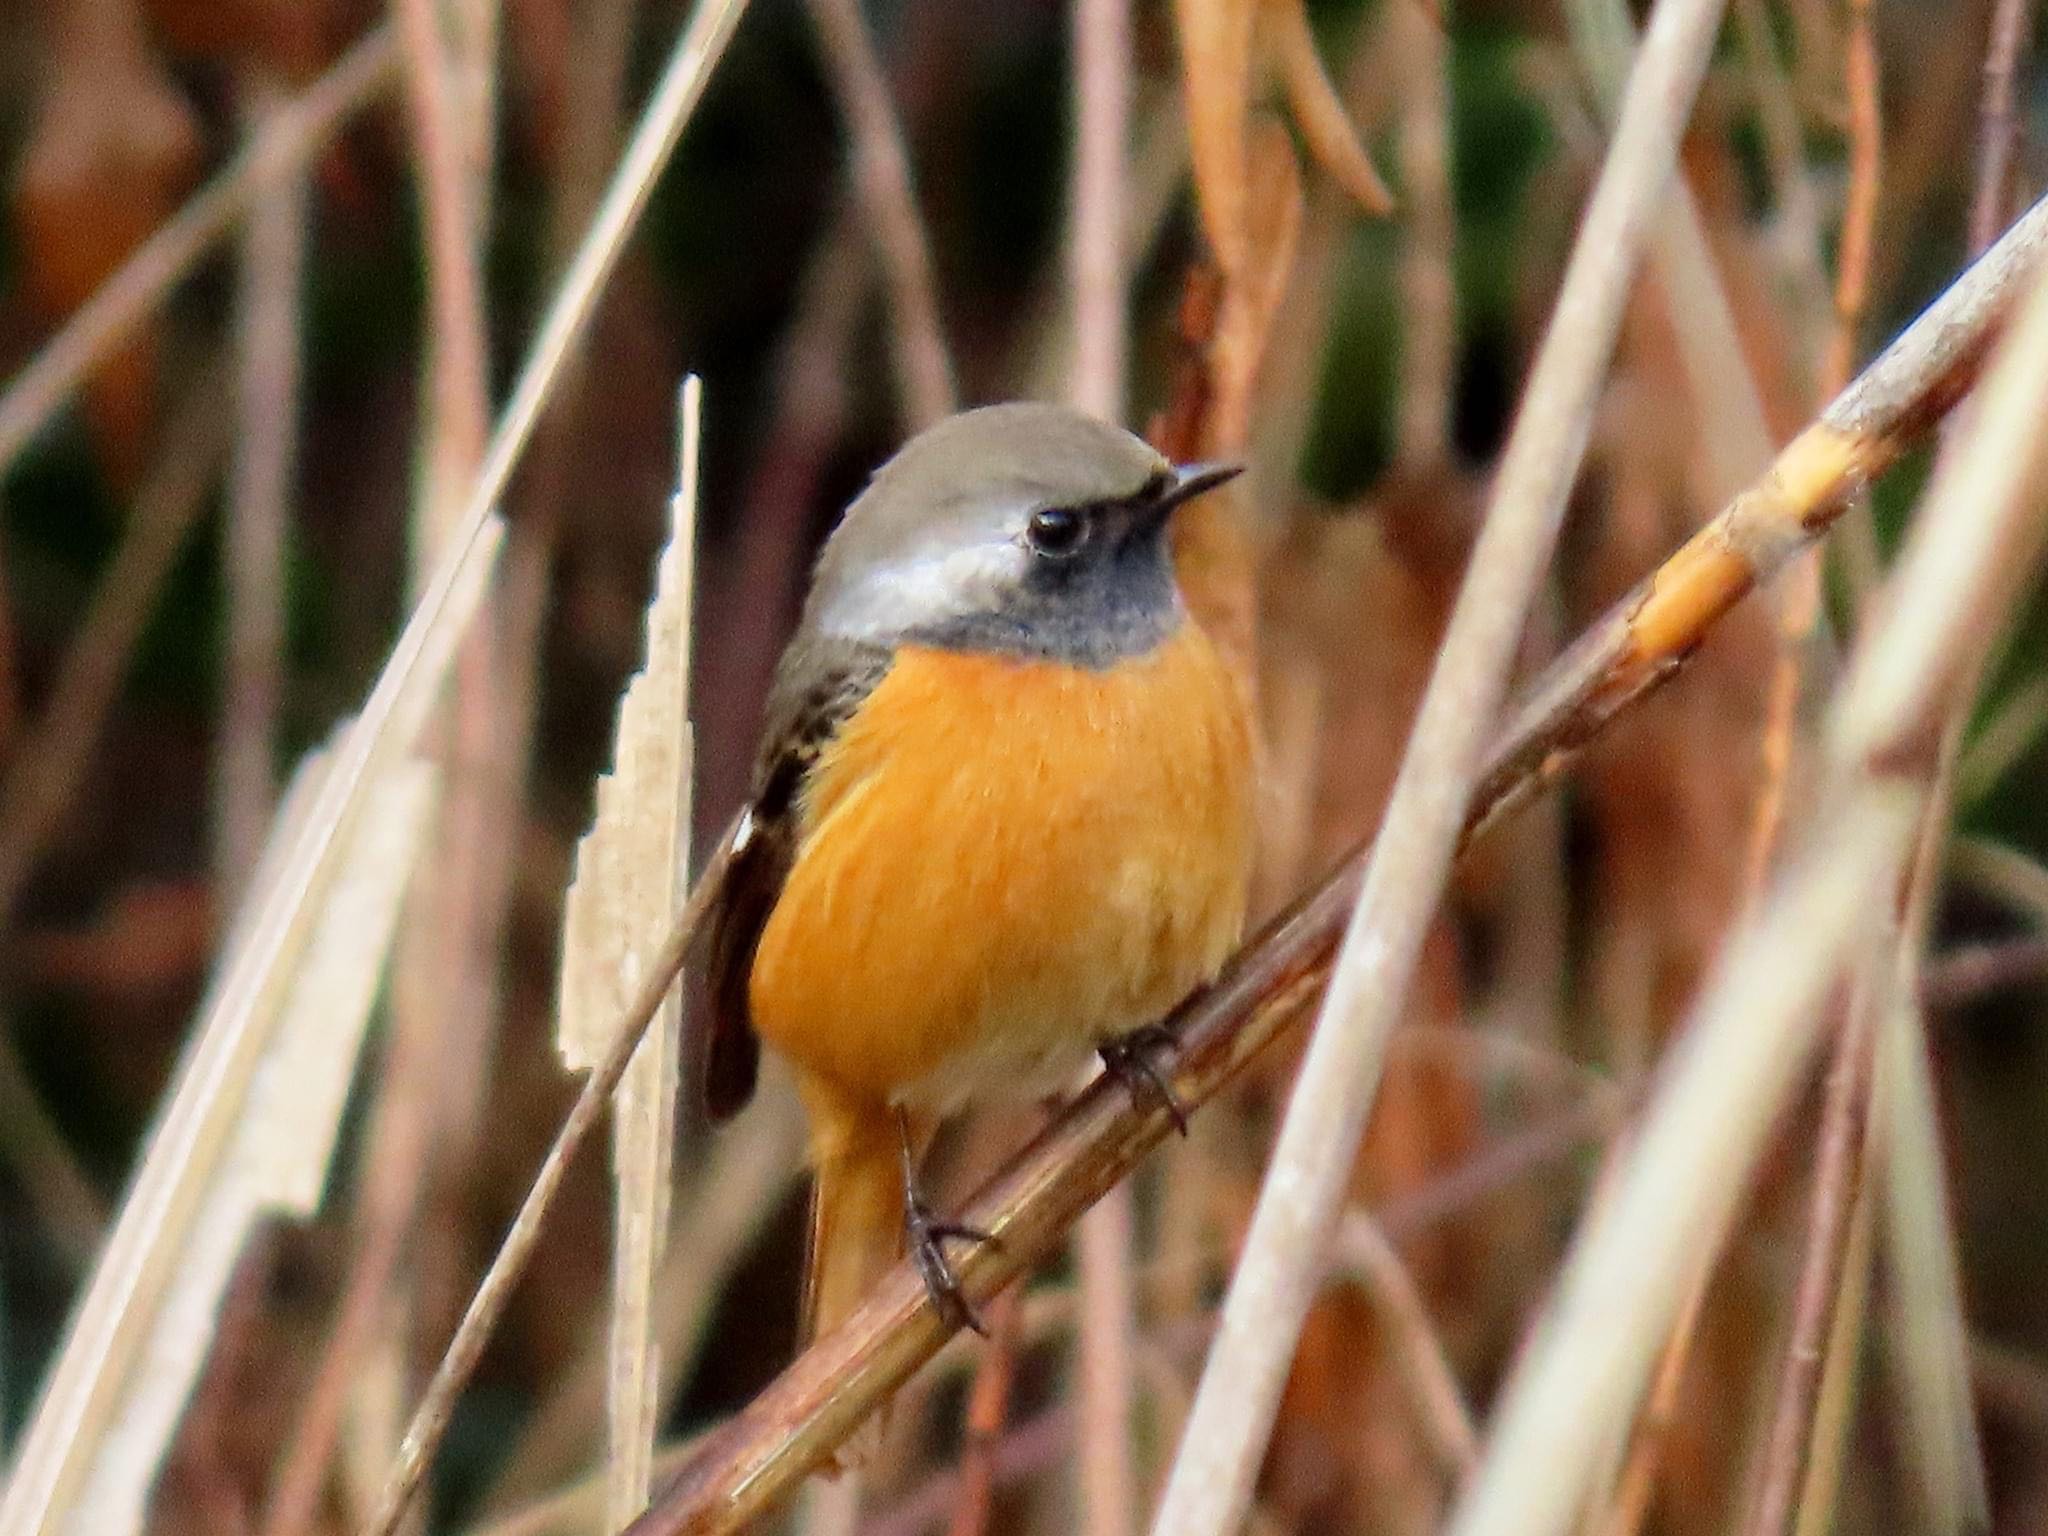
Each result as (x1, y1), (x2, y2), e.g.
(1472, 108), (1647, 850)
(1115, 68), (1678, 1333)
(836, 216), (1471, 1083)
(701, 636), (892, 1122)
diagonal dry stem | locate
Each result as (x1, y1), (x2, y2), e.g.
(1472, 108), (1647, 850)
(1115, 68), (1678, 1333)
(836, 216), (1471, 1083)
(1150, 0), (1735, 1522)
(611, 175), (2048, 1536)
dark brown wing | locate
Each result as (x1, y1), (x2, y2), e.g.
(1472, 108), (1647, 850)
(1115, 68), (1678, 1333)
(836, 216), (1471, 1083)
(700, 636), (891, 1122)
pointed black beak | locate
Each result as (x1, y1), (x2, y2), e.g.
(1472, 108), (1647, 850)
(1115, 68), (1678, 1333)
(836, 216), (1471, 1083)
(1157, 459), (1245, 514)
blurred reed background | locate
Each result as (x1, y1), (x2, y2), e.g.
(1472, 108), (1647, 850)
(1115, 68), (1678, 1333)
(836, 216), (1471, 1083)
(1, 0), (2047, 1533)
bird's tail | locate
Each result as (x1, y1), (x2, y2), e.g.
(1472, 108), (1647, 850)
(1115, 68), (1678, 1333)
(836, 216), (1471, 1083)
(800, 1087), (911, 1469)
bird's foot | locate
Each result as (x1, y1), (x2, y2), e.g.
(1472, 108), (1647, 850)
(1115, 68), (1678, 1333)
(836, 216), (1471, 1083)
(904, 1193), (996, 1336)
(1098, 1024), (1191, 1136)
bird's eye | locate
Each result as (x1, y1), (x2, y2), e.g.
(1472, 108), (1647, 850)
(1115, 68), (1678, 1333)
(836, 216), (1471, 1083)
(1026, 506), (1089, 559)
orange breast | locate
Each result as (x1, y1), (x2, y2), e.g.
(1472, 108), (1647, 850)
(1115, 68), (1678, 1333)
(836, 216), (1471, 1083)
(748, 622), (1256, 1113)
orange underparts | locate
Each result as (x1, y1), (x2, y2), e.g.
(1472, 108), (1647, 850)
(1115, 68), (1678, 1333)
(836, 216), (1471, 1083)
(749, 621), (1257, 1121)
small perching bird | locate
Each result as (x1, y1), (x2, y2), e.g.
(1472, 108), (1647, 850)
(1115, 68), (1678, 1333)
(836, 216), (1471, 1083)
(703, 402), (1255, 1374)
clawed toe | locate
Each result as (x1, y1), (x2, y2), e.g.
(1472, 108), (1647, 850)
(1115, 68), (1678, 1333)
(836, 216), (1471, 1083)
(905, 1197), (995, 1335)
(1099, 1024), (1191, 1135)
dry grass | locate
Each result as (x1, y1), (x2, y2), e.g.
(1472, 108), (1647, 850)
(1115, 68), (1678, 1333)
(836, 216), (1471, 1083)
(6, 5), (2048, 1536)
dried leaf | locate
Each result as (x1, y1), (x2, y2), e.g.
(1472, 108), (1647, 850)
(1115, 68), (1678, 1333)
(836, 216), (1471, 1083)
(1175, 0), (1259, 275)
(556, 377), (701, 1529)
(58, 748), (437, 1536)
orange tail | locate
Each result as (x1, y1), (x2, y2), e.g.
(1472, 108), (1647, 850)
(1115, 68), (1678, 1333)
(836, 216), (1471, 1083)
(799, 1087), (910, 1471)
(801, 1106), (905, 1343)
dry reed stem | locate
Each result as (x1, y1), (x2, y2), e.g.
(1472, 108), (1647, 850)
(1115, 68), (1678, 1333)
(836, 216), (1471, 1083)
(1068, 2), (1138, 1528)
(395, 0), (491, 541)
(1393, 0), (1455, 469)
(806, 0), (956, 428)
(611, 191), (2048, 1536)
(1824, 0), (1886, 596)
(218, 79), (307, 899)
(1565, 0), (1775, 500)
(0, 1026), (105, 1267)
(1331, 1214), (1479, 1478)
(1450, 202), (2048, 1536)
(0, 27), (398, 478)
(359, 821), (739, 1536)
(1872, 699), (1989, 1531)
(1922, 933), (2048, 1005)
(1149, 0), (1732, 1520)
(1728, 14), (1888, 1523)
(1740, 995), (1876, 1536)
(1730, 0), (1832, 360)
(1973, 0), (2034, 256)
(392, 0), (504, 1373)
(944, 1291), (1025, 1536)
(278, 4), (500, 1521)
(0, 370), (226, 927)
(1071, 0), (1133, 424)
(3, 2), (750, 1530)
(70, 754), (435, 1536)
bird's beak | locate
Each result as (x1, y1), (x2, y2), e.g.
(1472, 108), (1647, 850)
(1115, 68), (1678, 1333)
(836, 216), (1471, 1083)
(1156, 459), (1245, 514)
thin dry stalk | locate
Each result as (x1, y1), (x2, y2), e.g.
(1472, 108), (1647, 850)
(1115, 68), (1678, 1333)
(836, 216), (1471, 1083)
(1740, 1000), (1876, 1536)
(945, 1292), (1025, 1536)
(1149, 0), (1732, 1520)
(6, 4), (748, 1532)
(806, 0), (955, 428)
(0, 27), (399, 478)
(1449, 214), (2048, 1536)
(0, 1026), (105, 1267)
(1596, 1259), (1712, 1536)
(1565, 0), (1776, 499)
(1070, 0), (1133, 422)
(68, 754), (435, 1536)
(1393, 0), (1456, 468)
(392, 0), (504, 1373)
(0, 371), (226, 927)
(1972, 0), (2034, 255)
(478, 1091), (804, 1512)
(1956, 672), (2048, 799)
(1068, 1), (1138, 1528)
(1922, 933), (2048, 1005)
(218, 78), (307, 899)
(1331, 1214), (1479, 1478)
(618, 193), (2048, 1536)
(395, 0), (491, 538)
(1822, 0), (1886, 595)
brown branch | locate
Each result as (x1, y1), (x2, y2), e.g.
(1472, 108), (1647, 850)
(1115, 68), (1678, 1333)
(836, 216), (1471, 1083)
(615, 188), (2048, 1536)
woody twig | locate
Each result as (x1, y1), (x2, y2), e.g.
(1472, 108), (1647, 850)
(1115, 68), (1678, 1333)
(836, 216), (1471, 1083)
(618, 189), (2048, 1536)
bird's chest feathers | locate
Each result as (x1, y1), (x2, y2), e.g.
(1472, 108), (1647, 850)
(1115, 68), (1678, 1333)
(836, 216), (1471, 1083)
(748, 627), (1254, 1110)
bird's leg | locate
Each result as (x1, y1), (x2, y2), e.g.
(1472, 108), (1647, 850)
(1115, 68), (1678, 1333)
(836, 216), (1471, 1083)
(897, 1108), (996, 1336)
(1097, 1023), (1191, 1136)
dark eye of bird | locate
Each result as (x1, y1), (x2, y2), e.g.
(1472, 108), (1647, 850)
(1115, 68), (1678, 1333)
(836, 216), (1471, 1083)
(1026, 506), (1089, 559)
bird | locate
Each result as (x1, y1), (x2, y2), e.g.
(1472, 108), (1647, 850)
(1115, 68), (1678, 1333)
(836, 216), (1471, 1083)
(702, 401), (1257, 1364)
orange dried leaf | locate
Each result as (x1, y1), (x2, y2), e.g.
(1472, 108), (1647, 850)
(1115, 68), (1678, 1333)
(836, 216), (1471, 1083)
(1175, 0), (1259, 275)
